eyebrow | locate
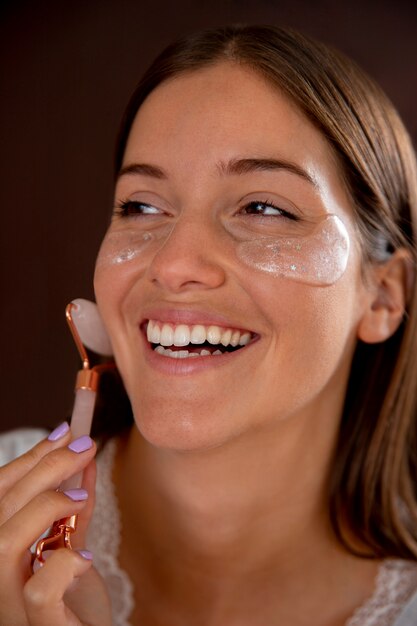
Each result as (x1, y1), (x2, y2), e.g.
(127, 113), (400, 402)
(117, 157), (317, 187)
(117, 162), (167, 180)
(218, 157), (317, 187)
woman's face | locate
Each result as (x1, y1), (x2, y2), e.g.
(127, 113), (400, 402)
(94, 62), (371, 451)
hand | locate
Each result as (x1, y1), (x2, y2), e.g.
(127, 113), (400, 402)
(0, 426), (112, 625)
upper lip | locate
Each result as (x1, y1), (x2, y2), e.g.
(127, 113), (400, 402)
(140, 306), (255, 333)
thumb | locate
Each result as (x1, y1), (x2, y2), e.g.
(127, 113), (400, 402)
(71, 459), (97, 549)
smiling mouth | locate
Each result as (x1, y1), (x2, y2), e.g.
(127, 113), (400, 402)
(145, 319), (255, 359)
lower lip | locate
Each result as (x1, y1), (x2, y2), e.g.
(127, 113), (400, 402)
(141, 331), (258, 376)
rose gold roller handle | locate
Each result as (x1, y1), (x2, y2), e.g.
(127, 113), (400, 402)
(34, 300), (114, 566)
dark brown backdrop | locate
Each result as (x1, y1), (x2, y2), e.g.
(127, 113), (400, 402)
(1, 0), (416, 432)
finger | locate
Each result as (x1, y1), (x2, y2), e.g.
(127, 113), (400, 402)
(70, 459), (97, 550)
(0, 489), (89, 569)
(24, 548), (93, 626)
(0, 423), (72, 499)
(0, 490), (88, 625)
(0, 437), (96, 526)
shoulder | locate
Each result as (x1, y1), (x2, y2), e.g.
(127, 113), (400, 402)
(0, 428), (48, 466)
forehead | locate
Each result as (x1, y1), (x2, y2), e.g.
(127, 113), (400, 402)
(123, 62), (351, 216)
(126, 63), (331, 161)
(131, 62), (328, 149)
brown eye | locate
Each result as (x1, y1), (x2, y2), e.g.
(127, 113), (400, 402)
(240, 201), (298, 220)
(117, 201), (161, 216)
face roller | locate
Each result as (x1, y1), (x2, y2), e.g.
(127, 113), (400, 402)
(34, 299), (113, 567)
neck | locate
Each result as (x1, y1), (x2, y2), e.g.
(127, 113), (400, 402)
(117, 405), (340, 570)
(114, 408), (379, 625)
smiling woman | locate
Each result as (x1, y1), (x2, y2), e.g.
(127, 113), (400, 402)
(1, 24), (417, 626)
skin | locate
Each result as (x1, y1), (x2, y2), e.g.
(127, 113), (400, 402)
(0, 62), (408, 625)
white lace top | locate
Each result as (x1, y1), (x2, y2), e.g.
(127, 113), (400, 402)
(346, 560), (417, 626)
(88, 438), (135, 625)
(2, 429), (417, 626)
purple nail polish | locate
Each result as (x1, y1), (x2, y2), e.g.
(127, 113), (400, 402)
(48, 421), (70, 441)
(68, 435), (93, 453)
(63, 488), (88, 501)
(77, 549), (93, 561)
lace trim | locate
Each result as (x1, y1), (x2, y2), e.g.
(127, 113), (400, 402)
(87, 439), (134, 626)
(346, 559), (417, 626)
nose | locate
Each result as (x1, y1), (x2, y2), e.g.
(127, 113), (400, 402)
(146, 215), (227, 293)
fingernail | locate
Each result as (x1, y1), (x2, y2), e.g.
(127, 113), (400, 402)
(63, 488), (89, 501)
(68, 435), (93, 453)
(77, 549), (93, 561)
(48, 421), (70, 441)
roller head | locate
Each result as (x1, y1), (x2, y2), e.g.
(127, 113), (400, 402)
(70, 299), (113, 356)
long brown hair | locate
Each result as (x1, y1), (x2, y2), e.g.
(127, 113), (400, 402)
(101, 25), (417, 560)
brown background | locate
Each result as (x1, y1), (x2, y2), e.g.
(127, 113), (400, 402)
(1, 0), (416, 432)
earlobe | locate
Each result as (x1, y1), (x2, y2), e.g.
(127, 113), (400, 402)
(357, 249), (414, 344)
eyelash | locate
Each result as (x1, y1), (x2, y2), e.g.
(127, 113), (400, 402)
(113, 201), (160, 217)
(114, 199), (299, 221)
(240, 200), (299, 221)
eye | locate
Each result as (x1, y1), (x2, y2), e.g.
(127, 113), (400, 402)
(239, 200), (299, 221)
(114, 200), (162, 217)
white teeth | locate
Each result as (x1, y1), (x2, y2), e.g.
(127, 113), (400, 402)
(173, 325), (191, 347)
(147, 320), (161, 344)
(239, 332), (251, 346)
(160, 324), (174, 346)
(153, 346), (242, 358)
(207, 325), (222, 344)
(146, 320), (253, 348)
(190, 325), (206, 344)
(220, 329), (232, 346)
(154, 346), (219, 358)
(230, 330), (240, 347)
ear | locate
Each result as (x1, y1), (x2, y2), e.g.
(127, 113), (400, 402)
(357, 249), (414, 344)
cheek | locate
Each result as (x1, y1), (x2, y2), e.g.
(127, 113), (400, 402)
(93, 226), (155, 318)
(93, 244), (157, 401)
(253, 272), (362, 405)
(93, 255), (139, 360)
(94, 263), (140, 407)
(94, 262), (124, 321)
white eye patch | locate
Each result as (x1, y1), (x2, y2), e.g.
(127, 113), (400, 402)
(95, 230), (155, 266)
(96, 214), (350, 287)
(236, 215), (350, 286)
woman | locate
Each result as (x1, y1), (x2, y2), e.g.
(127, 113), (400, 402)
(1, 24), (416, 626)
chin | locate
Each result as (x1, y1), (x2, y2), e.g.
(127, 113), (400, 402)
(130, 398), (244, 453)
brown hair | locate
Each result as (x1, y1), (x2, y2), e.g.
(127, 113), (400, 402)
(103, 25), (417, 559)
